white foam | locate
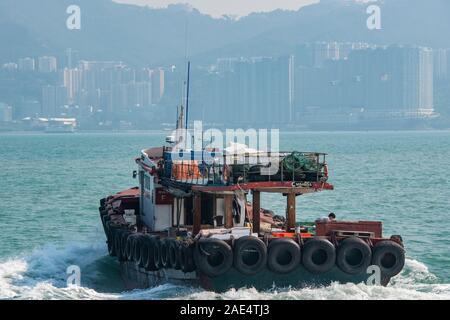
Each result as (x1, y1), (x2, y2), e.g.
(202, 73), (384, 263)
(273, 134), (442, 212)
(162, 258), (450, 301)
(1, 244), (449, 300)
(0, 242), (118, 300)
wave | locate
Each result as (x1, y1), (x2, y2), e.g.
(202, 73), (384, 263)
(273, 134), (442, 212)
(1, 243), (449, 300)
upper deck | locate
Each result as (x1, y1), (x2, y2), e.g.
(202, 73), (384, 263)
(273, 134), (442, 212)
(136, 146), (333, 195)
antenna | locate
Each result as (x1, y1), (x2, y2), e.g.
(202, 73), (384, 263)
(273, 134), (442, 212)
(185, 61), (191, 130)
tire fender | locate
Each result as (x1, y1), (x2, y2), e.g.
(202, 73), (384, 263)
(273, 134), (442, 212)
(302, 238), (336, 274)
(267, 238), (301, 274)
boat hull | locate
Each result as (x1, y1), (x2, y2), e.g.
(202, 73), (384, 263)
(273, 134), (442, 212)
(119, 261), (390, 292)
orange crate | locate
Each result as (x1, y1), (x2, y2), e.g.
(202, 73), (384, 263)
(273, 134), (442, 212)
(272, 232), (296, 238)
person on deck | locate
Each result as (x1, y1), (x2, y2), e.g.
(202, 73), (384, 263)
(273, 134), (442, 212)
(315, 212), (337, 223)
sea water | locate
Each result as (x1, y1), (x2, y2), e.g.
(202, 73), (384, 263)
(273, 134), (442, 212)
(0, 131), (449, 300)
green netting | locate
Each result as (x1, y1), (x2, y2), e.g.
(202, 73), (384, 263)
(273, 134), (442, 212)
(282, 152), (318, 173)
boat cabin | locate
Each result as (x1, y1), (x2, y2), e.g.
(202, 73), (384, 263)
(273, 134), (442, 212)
(135, 145), (333, 237)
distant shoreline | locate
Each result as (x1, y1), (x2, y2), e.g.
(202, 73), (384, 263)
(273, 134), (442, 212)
(2, 128), (450, 135)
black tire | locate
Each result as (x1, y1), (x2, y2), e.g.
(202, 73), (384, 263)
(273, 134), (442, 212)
(160, 238), (172, 269)
(233, 236), (267, 275)
(178, 242), (196, 273)
(153, 239), (162, 269)
(168, 239), (182, 270)
(105, 221), (119, 257)
(99, 206), (107, 216)
(194, 238), (233, 277)
(102, 215), (111, 233)
(133, 235), (146, 267)
(120, 231), (131, 261)
(126, 234), (139, 261)
(104, 221), (113, 256)
(372, 240), (405, 278)
(302, 238), (336, 274)
(114, 229), (126, 261)
(336, 237), (372, 275)
(99, 210), (106, 221)
(142, 235), (160, 271)
(267, 238), (300, 274)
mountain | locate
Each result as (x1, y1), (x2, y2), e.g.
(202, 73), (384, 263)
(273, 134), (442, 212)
(0, 0), (449, 66)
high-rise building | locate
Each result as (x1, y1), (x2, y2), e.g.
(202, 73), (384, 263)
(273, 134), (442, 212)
(202, 56), (295, 125)
(418, 47), (434, 113)
(434, 49), (449, 81)
(42, 86), (57, 117)
(295, 42), (373, 68)
(18, 58), (35, 71)
(0, 103), (13, 122)
(216, 58), (240, 73)
(62, 68), (82, 103)
(65, 49), (80, 69)
(136, 68), (152, 82)
(296, 45), (434, 118)
(151, 68), (165, 104)
(38, 56), (57, 73)
(2, 63), (18, 71)
(135, 82), (152, 107)
(56, 86), (69, 108)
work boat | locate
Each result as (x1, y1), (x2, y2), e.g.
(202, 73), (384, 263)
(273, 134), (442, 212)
(99, 137), (406, 291)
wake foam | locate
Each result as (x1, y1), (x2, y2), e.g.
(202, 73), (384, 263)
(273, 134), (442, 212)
(1, 243), (449, 300)
(0, 242), (119, 300)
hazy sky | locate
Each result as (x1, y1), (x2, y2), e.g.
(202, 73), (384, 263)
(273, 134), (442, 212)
(114, 0), (320, 18)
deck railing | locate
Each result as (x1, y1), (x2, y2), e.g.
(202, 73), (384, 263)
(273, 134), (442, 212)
(161, 150), (328, 186)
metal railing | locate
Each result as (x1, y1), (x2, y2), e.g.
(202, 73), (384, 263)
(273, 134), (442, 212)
(161, 150), (328, 186)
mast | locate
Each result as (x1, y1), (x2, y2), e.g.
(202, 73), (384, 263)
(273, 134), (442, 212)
(185, 61), (191, 130)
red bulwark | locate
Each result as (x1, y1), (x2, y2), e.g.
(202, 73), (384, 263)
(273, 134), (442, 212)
(111, 187), (139, 200)
(316, 221), (383, 238)
(192, 181), (334, 193)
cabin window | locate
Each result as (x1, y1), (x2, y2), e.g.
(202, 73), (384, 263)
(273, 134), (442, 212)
(139, 171), (144, 189)
(144, 175), (151, 191)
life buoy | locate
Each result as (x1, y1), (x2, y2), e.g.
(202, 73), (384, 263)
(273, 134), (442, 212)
(168, 239), (181, 270)
(336, 237), (372, 275)
(233, 236), (267, 275)
(178, 242), (196, 273)
(194, 238), (233, 277)
(267, 238), (301, 274)
(371, 240), (405, 278)
(141, 235), (160, 271)
(302, 238), (336, 274)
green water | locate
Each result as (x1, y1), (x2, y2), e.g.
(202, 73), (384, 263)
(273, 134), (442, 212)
(0, 131), (449, 299)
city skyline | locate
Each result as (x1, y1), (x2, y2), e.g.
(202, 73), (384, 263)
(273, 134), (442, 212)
(113, 0), (319, 18)
(1, 41), (447, 131)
